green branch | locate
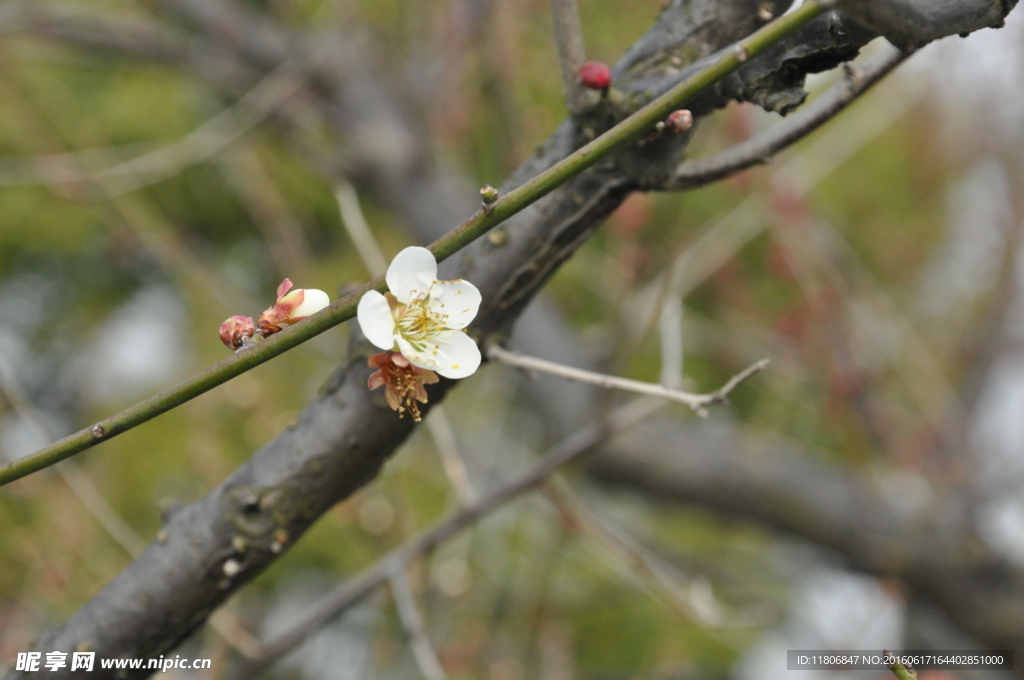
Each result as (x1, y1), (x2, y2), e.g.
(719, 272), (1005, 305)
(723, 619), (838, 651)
(886, 654), (917, 680)
(0, 0), (827, 489)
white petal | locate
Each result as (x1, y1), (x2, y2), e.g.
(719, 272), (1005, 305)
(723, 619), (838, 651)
(290, 288), (330, 319)
(357, 290), (398, 350)
(428, 279), (482, 330)
(432, 331), (481, 379)
(386, 246), (437, 305)
(396, 335), (440, 372)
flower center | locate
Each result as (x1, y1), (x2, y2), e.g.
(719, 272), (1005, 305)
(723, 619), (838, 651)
(394, 292), (447, 349)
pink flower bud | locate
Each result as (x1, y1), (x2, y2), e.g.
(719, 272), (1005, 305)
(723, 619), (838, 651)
(579, 61), (612, 90)
(665, 109), (693, 134)
(219, 316), (256, 350)
(258, 278), (331, 335)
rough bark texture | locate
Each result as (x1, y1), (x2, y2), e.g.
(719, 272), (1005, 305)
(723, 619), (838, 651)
(836, 0), (1018, 47)
(5, 0), (1019, 677)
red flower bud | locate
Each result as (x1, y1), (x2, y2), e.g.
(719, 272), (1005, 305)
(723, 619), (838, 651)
(579, 61), (612, 90)
(219, 315), (256, 350)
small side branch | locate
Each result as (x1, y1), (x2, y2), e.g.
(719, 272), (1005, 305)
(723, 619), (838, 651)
(665, 45), (909, 191)
(388, 567), (449, 680)
(335, 181), (389, 278)
(488, 345), (768, 417)
(885, 651), (917, 680)
(549, 0), (596, 115)
(542, 477), (726, 626)
(425, 408), (477, 508)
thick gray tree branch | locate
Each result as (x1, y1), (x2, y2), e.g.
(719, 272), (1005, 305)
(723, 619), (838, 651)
(836, 0), (1018, 47)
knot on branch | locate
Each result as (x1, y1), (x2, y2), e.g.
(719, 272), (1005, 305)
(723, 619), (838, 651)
(223, 486), (283, 538)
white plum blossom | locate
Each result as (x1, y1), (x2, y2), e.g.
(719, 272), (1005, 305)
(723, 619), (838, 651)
(357, 247), (482, 379)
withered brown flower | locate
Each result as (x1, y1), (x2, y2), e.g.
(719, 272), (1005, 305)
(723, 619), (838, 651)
(367, 352), (439, 422)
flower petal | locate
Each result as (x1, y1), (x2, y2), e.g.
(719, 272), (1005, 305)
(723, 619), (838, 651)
(395, 335), (439, 372)
(368, 352), (391, 369)
(357, 290), (398, 350)
(428, 279), (481, 330)
(384, 385), (401, 411)
(416, 367), (440, 385)
(289, 288), (330, 320)
(386, 246), (437, 305)
(276, 278), (293, 300)
(367, 370), (385, 391)
(275, 289), (305, 319)
(432, 331), (482, 379)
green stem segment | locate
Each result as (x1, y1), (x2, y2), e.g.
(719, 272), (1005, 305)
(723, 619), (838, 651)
(887, 660), (917, 680)
(0, 1), (827, 489)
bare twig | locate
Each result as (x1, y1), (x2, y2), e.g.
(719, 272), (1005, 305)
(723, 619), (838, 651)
(425, 408), (477, 508)
(771, 213), (966, 452)
(388, 567), (449, 680)
(549, 0), (596, 115)
(0, 354), (146, 557)
(231, 396), (665, 679)
(0, 53), (308, 194)
(335, 181), (389, 278)
(666, 45), (909, 191)
(658, 294), (684, 390)
(541, 477), (728, 627)
(489, 345), (768, 417)
(885, 650), (917, 680)
(222, 145), (313, 277)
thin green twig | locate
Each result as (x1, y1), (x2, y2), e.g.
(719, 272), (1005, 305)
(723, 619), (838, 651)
(0, 0), (828, 488)
(885, 652), (917, 680)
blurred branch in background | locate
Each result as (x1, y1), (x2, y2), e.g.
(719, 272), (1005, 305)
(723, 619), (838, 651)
(0, 53), (308, 194)
(541, 477), (732, 628)
(221, 145), (314, 279)
(334, 180), (388, 280)
(0, 354), (145, 557)
(388, 566), (449, 680)
(549, 0), (597, 116)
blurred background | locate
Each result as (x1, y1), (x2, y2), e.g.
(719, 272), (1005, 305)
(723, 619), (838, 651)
(0, 0), (1023, 679)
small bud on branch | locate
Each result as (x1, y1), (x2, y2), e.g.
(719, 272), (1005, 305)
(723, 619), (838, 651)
(665, 109), (694, 133)
(219, 316), (256, 350)
(579, 60), (612, 90)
